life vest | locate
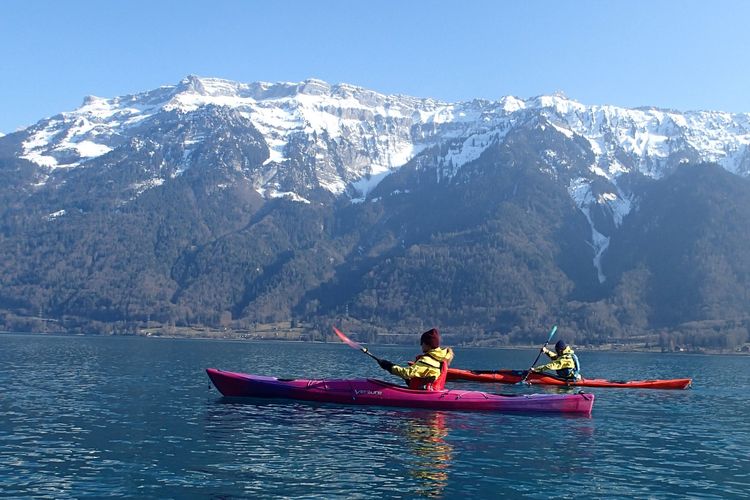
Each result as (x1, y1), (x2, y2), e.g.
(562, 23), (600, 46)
(408, 353), (451, 391)
(556, 351), (581, 381)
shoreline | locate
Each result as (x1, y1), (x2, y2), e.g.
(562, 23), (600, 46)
(2, 329), (748, 355)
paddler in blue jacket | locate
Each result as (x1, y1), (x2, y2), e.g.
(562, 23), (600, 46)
(531, 340), (581, 381)
(378, 328), (454, 390)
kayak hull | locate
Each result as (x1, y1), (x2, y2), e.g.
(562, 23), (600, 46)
(447, 368), (692, 389)
(206, 368), (594, 415)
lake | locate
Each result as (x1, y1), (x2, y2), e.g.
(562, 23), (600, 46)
(1, 334), (748, 498)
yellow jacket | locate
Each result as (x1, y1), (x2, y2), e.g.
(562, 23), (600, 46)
(390, 347), (454, 383)
(534, 346), (580, 380)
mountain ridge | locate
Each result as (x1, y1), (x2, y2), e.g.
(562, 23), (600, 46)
(1, 76), (749, 350)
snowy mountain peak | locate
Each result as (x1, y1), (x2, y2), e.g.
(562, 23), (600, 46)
(10, 76), (750, 205)
(177, 75), (241, 97)
(81, 95), (106, 106)
(7, 76), (750, 285)
(530, 93), (586, 115)
(498, 95), (526, 113)
(296, 78), (331, 96)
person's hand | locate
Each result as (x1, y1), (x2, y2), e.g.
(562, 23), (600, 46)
(378, 359), (394, 371)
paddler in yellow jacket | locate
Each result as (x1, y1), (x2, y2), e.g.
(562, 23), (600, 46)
(378, 328), (454, 390)
(531, 340), (581, 381)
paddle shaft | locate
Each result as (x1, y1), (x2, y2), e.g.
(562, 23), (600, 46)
(520, 325), (558, 383)
(360, 348), (381, 362)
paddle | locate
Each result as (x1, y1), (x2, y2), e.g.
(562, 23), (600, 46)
(332, 326), (381, 363)
(518, 325), (558, 385)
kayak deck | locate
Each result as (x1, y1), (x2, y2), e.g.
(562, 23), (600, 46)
(206, 368), (594, 415)
(447, 368), (692, 389)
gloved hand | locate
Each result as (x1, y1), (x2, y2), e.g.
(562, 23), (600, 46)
(378, 359), (394, 372)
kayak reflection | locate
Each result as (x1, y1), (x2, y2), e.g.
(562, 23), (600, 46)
(395, 411), (453, 498)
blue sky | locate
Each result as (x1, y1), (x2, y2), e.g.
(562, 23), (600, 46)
(2, 0), (749, 133)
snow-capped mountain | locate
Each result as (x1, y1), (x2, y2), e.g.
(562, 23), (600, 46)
(14, 75), (750, 199)
(8, 75), (750, 282)
(2, 76), (750, 343)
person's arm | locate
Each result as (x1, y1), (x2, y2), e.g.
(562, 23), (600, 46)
(391, 362), (435, 381)
(542, 347), (559, 360)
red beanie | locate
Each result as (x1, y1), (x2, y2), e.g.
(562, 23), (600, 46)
(420, 328), (440, 349)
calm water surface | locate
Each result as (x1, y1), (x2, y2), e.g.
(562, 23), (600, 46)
(1, 334), (749, 498)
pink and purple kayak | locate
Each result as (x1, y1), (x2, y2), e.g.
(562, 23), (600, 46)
(206, 368), (595, 415)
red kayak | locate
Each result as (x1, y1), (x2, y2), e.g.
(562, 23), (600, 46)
(206, 368), (595, 415)
(447, 368), (692, 389)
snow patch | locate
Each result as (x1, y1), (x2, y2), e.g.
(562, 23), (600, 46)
(74, 140), (112, 158)
(44, 209), (66, 221)
(569, 178), (632, 283)
(131, 177), (165, 197)
(266, 189), (311, 204)
(318, 177), (347, 194)
(351, 170), (393, 202)
(549, 121), (574, 138)
(440, 131), (497, 174)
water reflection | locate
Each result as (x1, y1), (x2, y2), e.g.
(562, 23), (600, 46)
(203, 397), (458, 498)
(397, 411), (453, 498)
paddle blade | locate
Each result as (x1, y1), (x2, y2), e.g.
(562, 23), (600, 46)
(546, 325), (558, 343)
(332, 326), (364, 350)
(516, 370), (533, 385)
